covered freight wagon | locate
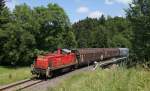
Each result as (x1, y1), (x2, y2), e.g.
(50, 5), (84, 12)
(72, 48), (120, 66)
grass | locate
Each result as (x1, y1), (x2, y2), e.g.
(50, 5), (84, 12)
(0, 66), (31, 86)
(49, 68), (150, 91)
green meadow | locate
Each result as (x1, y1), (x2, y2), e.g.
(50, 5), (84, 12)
(49, 68), (150, 91)
(0, 66), (31, 86)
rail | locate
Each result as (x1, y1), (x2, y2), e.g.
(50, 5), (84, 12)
(0, 79), (43, 91)
(93, 57), (128, 70)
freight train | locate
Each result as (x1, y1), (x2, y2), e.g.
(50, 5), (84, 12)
(31, 48), (129, 78)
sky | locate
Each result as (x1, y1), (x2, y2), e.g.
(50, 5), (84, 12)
(6, 0), (132, 23)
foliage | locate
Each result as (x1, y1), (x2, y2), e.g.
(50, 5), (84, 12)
(73, 16), (132, 49)
(0, 0), (5, 10)
(73, 17), (99, 48)
(0, 0), (10, 29)
(0, 0), (149, 66)
(1, 23), (36, 65)
(0, 3), (77, 66)
(32, 4), (75, 50)
(91, 25), (109, 48)
(49, 68), (150, 91)
(111, 34), (131, 48)
(126, 0), (150, 64)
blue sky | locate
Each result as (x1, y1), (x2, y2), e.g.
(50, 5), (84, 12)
(6, 0), (132, 23)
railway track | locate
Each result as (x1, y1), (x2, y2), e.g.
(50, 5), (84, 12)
(0, 79), (44, 91)
(23, 58), (125, 91)
(0, 57), (125, 91)
(0, 65), (93, 91)
(23, 66), (94, 91)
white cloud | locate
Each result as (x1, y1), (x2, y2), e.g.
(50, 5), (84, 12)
(88, 11), (103, 18)
(77, 6), (89, 14)
(105, 0), (132, 5)
(105, 0), (114, 5)
(117, 14), (125, 17)
(6, 0), (17, 11)
(117, 0), (132, 4)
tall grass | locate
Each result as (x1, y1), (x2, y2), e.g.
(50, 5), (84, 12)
(49, 68), (150, 91)
(0, 66), (31, 86)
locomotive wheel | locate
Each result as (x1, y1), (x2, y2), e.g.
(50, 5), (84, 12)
(47, 72), (53, 78)
(70, 65), (75, 71)
(74, 64), (78, 69)
(38, 74), (46, 79)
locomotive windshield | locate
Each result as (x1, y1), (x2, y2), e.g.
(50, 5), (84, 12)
(62, 49), (71, 54)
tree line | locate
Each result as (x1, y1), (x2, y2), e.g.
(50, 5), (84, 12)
(0, 0), (149, 66)
(0, 1), (76, 66)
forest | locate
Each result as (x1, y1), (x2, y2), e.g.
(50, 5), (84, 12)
(0, 0), (149, 67)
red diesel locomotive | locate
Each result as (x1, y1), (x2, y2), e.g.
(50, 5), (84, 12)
(31, 48), (77, 77)
(31, 48), (129, 78)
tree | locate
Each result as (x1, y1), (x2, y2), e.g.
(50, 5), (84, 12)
(73, 17), (99, 48)
(32, 4), (75, 50)
(91, 26), (109, 48)
(98, 14), (106, 25)
(0, 0), (5, 11)
(0, 22), (35, 65)
(126, 0), (150, 63)
(63, 30), (77, 48)
(105, 17), (132, 48)
(0, 0), (12, 65)
(73, 16), (131, 49)
(0, 3), (77, 66)
(111, 34), (131, 48)
(0, 0), (10, 29)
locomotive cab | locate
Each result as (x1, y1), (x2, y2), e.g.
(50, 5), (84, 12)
(31, 56), (50, 77)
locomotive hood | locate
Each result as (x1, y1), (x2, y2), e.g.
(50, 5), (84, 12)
(33, 49), (73, 70)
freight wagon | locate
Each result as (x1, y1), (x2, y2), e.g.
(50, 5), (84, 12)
(31, 48), (129, 78)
